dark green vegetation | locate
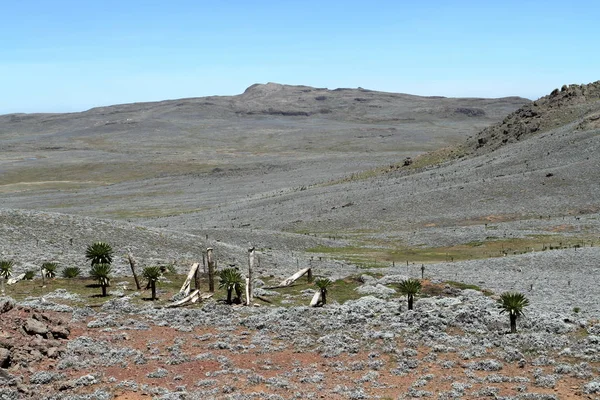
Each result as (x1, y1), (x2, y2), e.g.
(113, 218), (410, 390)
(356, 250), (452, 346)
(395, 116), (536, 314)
(397, 279), (422, 310)
(142, 266), (162, 301)
(219, 268), (244, 304)
(42, 262), (58, 279)
(498, 292), (530, 333)
(85, 242), (114, 266)
(314, 277), (333, 306)
(89, 263), (112, 297)
(61, 266), (81, 279)
(0, 260), (14, 279)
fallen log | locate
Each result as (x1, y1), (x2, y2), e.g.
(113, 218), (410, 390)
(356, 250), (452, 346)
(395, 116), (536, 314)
(167, 289), (200, 308)
(270, 267), (312, 288)
(200, 293), (213, 301)
(255, 295), (272, 304)
(7, 273), (25, 285)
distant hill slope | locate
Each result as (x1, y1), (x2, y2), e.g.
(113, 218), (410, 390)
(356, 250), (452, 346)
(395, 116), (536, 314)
(0, 83), (527, 222)
(144, 81), (600, 242)
(0, 82), (528, 125)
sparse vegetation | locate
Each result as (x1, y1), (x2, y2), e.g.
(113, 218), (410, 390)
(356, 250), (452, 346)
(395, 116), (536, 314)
(89, 263), (113, 297)
(314, 278), (333, 305)
(42, 262), (58, 279)
(397, 278), (422, 310)
(219, 268), (244, 304)
(0, 260), (14, 295)
(498, 292), (530, 333)
(61, 267), (81, 279)
(142, 266), (162, 300)
(0, 260), (13, 280)
(85, 242), (113, 266)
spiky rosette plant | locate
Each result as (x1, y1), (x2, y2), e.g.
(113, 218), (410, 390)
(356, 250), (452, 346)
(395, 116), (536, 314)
(0, 260), (14, 296)
(85, 242), (113, 266)
(62, 267), (81, 279)
(0, 260), (13, 280)
(498, 292), (530, 333)
(219, 268), (244, 304)
(315, 278), (333, 305)
(397, 278), (422, 310)
(90, 263), (112, 297)
(42, 262), (58, 279)
(142, 266), (162, 301)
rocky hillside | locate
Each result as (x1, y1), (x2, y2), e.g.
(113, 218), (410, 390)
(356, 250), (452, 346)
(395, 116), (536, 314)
(465, 80), (600, 154)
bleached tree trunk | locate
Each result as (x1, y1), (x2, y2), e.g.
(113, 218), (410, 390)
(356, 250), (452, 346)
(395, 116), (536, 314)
(207, 248), (215, 292)
(245, 278), (250, 306)
(167, 289), (200, 308)
(7, 273), (25, 285)
(180, 263), (199, 295)
(127, 253), (142, 290)
(247, 247), (255, 305)
(310, 290), (322, 307)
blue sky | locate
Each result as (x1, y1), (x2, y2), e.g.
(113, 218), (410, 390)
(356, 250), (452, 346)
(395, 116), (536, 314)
(1, 0), (598, 114)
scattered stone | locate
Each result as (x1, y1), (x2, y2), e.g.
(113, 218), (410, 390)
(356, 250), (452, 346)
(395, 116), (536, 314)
(24, 319), (48, 336)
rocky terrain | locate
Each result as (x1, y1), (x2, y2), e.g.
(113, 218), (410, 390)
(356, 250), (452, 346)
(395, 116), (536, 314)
(1, 81), (600, 399)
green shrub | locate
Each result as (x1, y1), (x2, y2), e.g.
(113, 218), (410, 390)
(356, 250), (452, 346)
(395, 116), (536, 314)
(62, 267), (81, 279)
(42, 262), (58, 279)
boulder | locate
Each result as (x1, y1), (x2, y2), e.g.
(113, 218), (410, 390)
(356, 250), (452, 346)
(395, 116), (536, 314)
(0, 347), (10, 368)
(24, 318), (48, 336)
(47, 347), (59, 358)
(0, 297), (15, 314)
(50, 325), (70, 339)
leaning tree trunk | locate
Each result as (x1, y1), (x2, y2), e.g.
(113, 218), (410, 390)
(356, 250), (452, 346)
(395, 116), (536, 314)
(510, 313), (517, 333)
(101, 284), (107, 297)
(151, 281), (157, 300)
(207, 248), (215, 292)
(310, 290), (322, 307)
(226, 288), (233, 304)
(407, 294), (414, 310)
(194, 262), (201, 290)
(127, 253), (142, 290)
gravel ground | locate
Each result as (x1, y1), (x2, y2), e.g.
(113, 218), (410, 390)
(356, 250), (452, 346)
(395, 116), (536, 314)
(388, 247), (600, 318)
(1, 284), (599, 399)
